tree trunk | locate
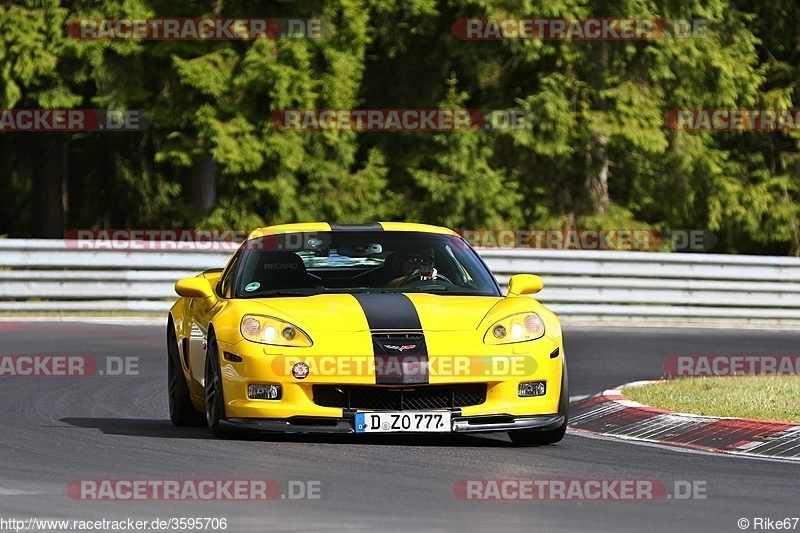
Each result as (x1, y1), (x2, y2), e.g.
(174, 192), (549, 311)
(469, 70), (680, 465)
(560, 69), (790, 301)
(585, 133), (610, 216)
(784, 185), (800, 257)
(31, 134), (67, 238)
(585, 17), (610, 216)
(186, 153), (217, 214)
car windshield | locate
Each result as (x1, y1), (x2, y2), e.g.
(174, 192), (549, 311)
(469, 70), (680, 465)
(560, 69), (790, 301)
(234, 231), (500, 298)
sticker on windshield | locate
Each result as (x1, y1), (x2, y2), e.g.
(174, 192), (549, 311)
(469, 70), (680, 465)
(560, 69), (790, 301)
(245, 282), (260, 292)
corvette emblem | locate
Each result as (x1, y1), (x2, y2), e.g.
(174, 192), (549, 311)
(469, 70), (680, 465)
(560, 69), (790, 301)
(384, 344), (417, 352)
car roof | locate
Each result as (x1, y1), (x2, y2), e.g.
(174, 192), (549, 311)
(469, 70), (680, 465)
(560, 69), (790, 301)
(247, 222), (459, 240)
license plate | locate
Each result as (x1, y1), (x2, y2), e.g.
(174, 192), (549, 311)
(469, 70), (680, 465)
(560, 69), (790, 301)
(354, 411), (452, 433)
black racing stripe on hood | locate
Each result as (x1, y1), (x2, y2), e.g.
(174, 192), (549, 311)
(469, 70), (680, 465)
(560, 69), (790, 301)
(352, 293), (428, 385)
(352, 293), (422, 331)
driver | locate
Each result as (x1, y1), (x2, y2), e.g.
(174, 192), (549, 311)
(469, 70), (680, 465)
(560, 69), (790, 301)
(387, 251), (436, 287)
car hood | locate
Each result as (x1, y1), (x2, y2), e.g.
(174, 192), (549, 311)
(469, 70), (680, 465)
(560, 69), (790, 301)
(240, 293), (505, 332)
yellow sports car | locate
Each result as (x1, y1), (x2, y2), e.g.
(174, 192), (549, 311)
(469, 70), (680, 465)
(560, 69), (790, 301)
(168, 222), (567, 445)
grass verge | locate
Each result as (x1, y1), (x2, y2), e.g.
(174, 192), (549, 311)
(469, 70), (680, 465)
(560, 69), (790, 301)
(623, 376), (800, 423)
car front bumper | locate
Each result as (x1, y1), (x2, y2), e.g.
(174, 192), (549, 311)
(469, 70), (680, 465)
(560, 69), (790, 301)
(223, 412), (565, 434)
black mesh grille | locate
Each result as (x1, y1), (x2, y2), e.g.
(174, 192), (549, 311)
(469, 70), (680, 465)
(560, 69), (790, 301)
(313, 384), (487, 410)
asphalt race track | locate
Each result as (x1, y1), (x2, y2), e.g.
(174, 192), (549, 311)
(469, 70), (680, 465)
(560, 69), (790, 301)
(1, 321), (799, 532)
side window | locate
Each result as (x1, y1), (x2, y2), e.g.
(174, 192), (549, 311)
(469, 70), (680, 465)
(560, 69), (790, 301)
(217, 251), (242, 299)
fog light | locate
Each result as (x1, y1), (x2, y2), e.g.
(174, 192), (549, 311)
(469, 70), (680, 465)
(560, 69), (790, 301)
(248, 384), (282, 400)
(493, 325), (507, 338)
(518, 381), (546, 397)
(282, 326), (296, 341)
(292, 362), (310, 379)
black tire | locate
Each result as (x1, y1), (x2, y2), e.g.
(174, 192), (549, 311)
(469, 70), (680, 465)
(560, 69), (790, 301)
(508, 362), (569, 446)
(167, 320), (204, 427)
(204, 332), (228, 438)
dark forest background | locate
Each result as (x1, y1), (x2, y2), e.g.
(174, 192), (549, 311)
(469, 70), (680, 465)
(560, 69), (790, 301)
(1, 0), (799, 255)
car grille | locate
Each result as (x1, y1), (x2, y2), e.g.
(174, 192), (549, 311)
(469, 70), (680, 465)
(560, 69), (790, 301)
(312, 384), (487, 410)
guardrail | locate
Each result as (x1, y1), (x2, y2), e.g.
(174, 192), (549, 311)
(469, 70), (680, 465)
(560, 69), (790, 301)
(2, 239), (800, 325)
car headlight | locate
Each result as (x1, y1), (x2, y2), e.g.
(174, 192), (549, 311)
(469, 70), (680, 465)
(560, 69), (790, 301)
(483, 313), (545, 344)
(240, 315), (313, 347)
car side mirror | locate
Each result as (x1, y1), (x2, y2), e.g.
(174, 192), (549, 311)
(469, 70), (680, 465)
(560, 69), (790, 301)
(507, 274), (543, 297)
(175, 277), (215, 300)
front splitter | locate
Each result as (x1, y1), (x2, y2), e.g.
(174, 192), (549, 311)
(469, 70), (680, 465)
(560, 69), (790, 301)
(223, 413), (565, 434)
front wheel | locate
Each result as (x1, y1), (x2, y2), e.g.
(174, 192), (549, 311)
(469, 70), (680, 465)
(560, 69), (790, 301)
(204, 333), (227, 438)
(168, 321), (203, 427)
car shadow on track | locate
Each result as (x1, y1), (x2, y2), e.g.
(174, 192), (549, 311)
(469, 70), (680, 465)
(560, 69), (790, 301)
(59, 417), (527, 447)
(59, 418), (212, 439)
